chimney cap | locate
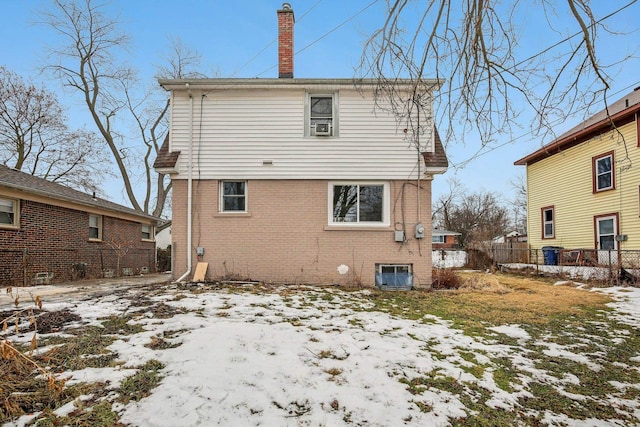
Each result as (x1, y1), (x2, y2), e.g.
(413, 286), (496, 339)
(280, 2), (292, 11)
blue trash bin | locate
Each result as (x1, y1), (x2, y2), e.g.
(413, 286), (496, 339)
(542, 246), (562, 265)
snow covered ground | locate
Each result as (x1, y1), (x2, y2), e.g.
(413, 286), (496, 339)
(3, 281), (640, 426)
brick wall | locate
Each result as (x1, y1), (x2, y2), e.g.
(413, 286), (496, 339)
(171, 179), (434, 287)
(0, 200), (155, 286)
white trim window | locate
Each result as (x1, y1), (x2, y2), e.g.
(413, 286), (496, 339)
(220, 181), (247, 212)
(89, 214), (102, 240)
(329, 182), (389, 226)
(0, 197), (19, 228)
(593, 152), (614, 192)
(306, 92), (338, 137)
(542, 206), (555, 239)
(141, 224), (154, 241)
(596, 215), (617, 251)
(375, 264), (413, 288)
(432, 235), (446, 244)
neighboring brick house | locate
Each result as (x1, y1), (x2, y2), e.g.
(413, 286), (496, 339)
(154, 4), (448, 288)
(515, 87), (640, 262)
(432, 229), (461, 249)
(0, 165), (159, 285)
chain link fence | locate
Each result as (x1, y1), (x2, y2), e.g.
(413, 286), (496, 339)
(487, 245), (640, 286)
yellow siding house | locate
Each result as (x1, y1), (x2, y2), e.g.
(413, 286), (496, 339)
(515, 88), (640, 255)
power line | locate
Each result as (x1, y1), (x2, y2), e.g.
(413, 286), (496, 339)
(230, 0), (324, 77)
(451, 80), (640, 169)
(255, 0), (380, 77)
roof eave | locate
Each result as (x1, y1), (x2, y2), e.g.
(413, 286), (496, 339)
(515, 104), (640, 166)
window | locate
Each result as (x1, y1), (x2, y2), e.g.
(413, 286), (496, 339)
(0, 198), (18, 228)
(595, 214), (617, 250)
(89, 214), (102, 240)
(375, 264), (413, 288)
(542, 206), (554, 239)
(330, 182), (388, 225)
(141, 224), (153, 240)
(220, 181), (247, 212)
(307, 93), (337, 136)
(432, 235), (446, 243)
(593, 152), (614, 192)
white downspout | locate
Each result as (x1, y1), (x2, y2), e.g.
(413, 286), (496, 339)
(177, 83), (193, 282)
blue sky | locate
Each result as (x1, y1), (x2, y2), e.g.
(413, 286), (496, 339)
(1, 0), (639, 211)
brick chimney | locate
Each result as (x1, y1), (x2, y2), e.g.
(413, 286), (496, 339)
(277, 3), (294, 78)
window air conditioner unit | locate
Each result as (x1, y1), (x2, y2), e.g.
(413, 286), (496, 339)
(314, 123), (331, 136)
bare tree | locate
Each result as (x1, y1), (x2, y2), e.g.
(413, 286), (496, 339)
(359, 1), (633, 148)
(433, 184), (510, 247)
(39, 0), (205, 217)
(0, 66), (108, 192)
(510, 173), (528, 234)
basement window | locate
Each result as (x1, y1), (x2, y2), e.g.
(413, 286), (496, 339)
(375, 264), (413, 289)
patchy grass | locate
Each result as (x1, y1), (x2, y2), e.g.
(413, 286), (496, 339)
(360, 272), (611, 330)
(118, 359), (165, 404)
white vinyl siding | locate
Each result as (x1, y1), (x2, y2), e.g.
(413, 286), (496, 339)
(167, 87), (434, 180)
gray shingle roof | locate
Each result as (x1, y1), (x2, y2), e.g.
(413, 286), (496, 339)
(0, 164), (157, 222)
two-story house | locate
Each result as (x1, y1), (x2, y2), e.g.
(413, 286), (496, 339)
(154, 4), (448, 287)
(515, 87), (640, 263)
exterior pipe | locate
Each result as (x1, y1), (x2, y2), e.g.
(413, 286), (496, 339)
(177, 83), (194, 282)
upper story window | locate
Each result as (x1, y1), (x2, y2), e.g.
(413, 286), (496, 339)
(329, 182), (389, 226)
(0, 197), (19, 228)
(593, 151), (614, 192)
(542, 206), (555, 239)
(141, 224), (154, 240)
(307, 93), (338, 137)
(220, 181), (247, 212)
(89, 214), (102, 240)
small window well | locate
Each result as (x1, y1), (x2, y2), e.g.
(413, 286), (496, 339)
(375, 264), (413, 290)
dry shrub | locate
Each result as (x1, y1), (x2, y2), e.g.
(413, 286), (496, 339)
(431, 269), (462, 290)
(459, 273), (511, 294)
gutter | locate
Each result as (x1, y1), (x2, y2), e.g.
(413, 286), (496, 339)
(176, 83), (194, 282)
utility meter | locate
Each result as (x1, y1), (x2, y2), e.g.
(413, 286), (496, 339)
(415, 223), (425, 239)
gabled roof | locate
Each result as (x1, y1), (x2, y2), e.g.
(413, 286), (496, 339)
(423, 128), (449, 170)
(153, 134), (180, 171)
(0, 164), (157, 222)
(432, 228), (461, 236)
(515, 87), (640, 166)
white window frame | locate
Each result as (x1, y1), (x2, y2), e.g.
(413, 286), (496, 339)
(375, 263), (413, 287)
(432, 235), (446, 244)
(89, 214), (102, 241)
(593, 152), (614, 192)
(596, 214), (617, 251)
(141, 224), (154, 241)
(305, 92), (339, 137)
(0, 197), (19, 229)
(328, 181), (389, 227)
(542, 206), (555, 239)
(220, 180), (248, 213)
